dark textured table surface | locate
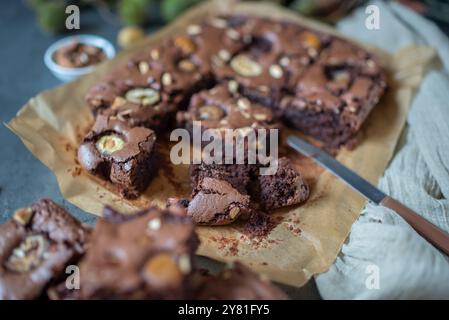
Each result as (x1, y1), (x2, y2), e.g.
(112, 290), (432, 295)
(0, 1), (320, 299)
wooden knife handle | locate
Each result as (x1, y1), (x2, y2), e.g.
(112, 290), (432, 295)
(381, 196), (449, 256)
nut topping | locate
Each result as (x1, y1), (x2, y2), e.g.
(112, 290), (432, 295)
(228, 207), (240, 219)
(254, 113), (268, 121)
(138, 61), (149, 74)
(230, 54), (262, 77)
(269, 64), (283, 79)
(13, 207), (33, 225)
(307, 47), (318, 58)
(5, 235), (48, 273)
(117, 109), (133, 121)
(142, 253), (182, 288)
(96, 134), (126, 155)
(161, 72), (173, 86)
(177, 254), (191, 274)
(111, 96), (127, 110)
(226, 29), (240, 40)
(227, 80), (239, 93)
(147, 217), (161, 231)
(279, 56), (290, 67)
(218, 49), (231, 62)
(125, 88), (160, 106)
(174, 36), (196, 54)
(209, 17), (227, 29)
(186, 24), (201, 36)
(150, 49), (160, 60)
(178, 59), (196, 72)
(237, 98), (251, 110)
(303, 31), (321, 49)
(333, 70), (350, 81)
(198, 105), (225, 121)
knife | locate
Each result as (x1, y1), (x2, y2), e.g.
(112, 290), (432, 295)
(287, 135), (449, 256)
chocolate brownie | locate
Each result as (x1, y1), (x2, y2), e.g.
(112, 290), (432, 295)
(73, 206), (198, 299)
(252, 157), (309, 210)
(0, 199), (89, 300)
(188, 177), (251, 225)
(195, 262), (287, 300)
(85, 59), (178, 131)
(280, 39), (386, 148)
(77, 115), (157, 199)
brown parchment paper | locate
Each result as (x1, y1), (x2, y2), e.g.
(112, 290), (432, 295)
(7, 0), (436, 287)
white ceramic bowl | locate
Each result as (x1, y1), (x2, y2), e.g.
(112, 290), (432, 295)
(44, 34), (116, 82)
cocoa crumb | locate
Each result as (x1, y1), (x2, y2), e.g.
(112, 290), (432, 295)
(213, 236), (239, 256)
(243, 212), (275, 238)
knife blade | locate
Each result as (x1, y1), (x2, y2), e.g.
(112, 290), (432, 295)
(287, 135), (386, 204)
(287, 135), (449, 256)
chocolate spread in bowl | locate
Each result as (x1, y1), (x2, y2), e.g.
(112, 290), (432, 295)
(53, 41), (106, 68)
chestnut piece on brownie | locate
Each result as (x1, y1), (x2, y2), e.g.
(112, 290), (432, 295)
(77, 115), (157, 199)
(188, 177), (251, 225)
(195, 262), (287, 300)
(69, 206), (199, 299)
(0, 199), (89, 300)
(253, 157), (309, 210)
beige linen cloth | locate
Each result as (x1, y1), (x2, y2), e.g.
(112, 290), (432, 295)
(315, 1), (449, 299)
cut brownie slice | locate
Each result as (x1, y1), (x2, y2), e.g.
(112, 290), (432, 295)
(279, 38), (386, 148)
(86, 60), (177, 131)
(0, 199), (89, 300)
(195, 262), (287, 300)
(252, 157), (309, 210)
(73, 206), (199, 299)
(77, 115), (157, 199)
(188, 177), (251, 225)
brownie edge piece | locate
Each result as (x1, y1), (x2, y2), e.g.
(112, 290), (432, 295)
(254, 157), (309, 210)
(0, 199), (90, 300)
(77, 115), (157, 199)
(74, 206), (199, 299)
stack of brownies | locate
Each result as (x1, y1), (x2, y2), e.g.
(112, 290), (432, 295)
(0, 199), (286, 299)
(78, 15), (386, 224)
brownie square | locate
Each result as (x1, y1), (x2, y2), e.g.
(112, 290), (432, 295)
(252, 157), (309, 210)
(77, 115), (157, 199)
(0, 199), (89, 300)
(278, 38), (386, 148)
(73, 206), (199, 299)
(187, 177), (251, 225)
